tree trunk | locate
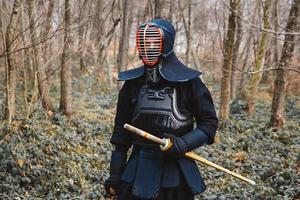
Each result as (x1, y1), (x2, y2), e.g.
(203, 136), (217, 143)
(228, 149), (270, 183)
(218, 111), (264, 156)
(78, 0), (89, 73)
(154, 0), (162, 18)
(105, 55), (113, 87)
(19, 3), (30, 111)
(246, 0), (272, 115)
(230, 3), (243, 100)
(167, 0), (173, 23)
(19, 4), (34, 92)
(186, 0), (191, 65)
(178, 0), (191, 65)
(97, 18), (120, 82)
(261, 0), (280, 85)
(27, 0), (53, 111)
(219, 0), (240, 120)
(117, 0), (129, 89)
(124, 8), (134, 69)
(3, 0), (20, 122)
(91, 0), (103, 45)
(238, 35), (252, 100)
(143, 0), (151, 20)
(60, 0), (72, 116)
(270, 0), (280, 65)
(238, 2), (259, 99)
(269, 0), (300, 128)
(41, 0), (55, 81)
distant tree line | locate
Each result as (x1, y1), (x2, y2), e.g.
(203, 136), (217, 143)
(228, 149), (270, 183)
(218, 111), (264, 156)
(0, 0), (299, 129)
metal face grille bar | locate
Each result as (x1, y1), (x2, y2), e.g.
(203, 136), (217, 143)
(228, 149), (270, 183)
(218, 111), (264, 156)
(136, 24), (163, 66)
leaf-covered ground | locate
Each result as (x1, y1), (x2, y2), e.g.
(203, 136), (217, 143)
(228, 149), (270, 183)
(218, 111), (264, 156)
(0, 76), (299, 200)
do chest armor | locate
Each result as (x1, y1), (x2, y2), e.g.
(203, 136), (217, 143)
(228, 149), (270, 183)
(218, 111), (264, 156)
(131, 84), (194, 146)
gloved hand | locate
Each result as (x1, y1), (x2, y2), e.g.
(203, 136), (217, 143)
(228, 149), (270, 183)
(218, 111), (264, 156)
(104, 145), (129, 197)
(104, 174), (121, 196)
(161, 133), (188, 159)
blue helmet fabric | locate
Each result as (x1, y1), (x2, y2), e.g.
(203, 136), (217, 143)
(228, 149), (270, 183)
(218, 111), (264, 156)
(147, 19), (175, 57)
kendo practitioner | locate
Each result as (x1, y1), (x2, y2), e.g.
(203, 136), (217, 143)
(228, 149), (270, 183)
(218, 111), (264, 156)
(104, 19), (218, 200)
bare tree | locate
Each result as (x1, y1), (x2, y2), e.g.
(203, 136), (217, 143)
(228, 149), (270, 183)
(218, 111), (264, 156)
(246, 0), (272, 115)
(19, 5), (30, 109)
(230, 2), (243, 99)
(237, 1), (260, 99)
(41, 0), (55, 80)
(78, 0), (89, 72)
(60, 0), (72, 116)
(178, 0), (192, 65)
(117, 0), (130, 89)
(219, 0), (240, 120)
(186, 0), (192, 65)
(27, 0), (53, 112)
(167, 0), (173, 23)
(3, 0), (20, 122)
(154, 0), (163, 18)
(269, 0), (300, 128)
(272, 0), (280, 65)
(261, 0), (279, 84)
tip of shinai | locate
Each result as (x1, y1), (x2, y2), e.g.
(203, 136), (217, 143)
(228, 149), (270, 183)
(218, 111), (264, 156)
(250, 180), (256, 186)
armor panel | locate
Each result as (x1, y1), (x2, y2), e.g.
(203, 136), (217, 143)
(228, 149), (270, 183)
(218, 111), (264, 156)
(131, 84), (194, 146)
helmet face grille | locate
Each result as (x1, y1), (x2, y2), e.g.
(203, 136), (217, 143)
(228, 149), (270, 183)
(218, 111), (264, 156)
(136, 24), (163, 66)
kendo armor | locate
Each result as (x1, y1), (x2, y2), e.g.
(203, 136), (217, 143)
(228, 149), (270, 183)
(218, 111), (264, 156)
(131, 83), (194, 147)
(115, 19), (210, 198)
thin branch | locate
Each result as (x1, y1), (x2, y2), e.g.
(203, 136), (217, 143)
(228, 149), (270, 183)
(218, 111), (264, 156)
(221, 0), (300, 35)
(0, 13), (95, 57)
(232, 62), (300, 74)
(201, 56), (300, 74)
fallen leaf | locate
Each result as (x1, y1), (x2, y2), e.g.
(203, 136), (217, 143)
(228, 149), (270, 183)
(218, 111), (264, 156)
(235, 151), (247, 162)
(17, 159), (25, 168)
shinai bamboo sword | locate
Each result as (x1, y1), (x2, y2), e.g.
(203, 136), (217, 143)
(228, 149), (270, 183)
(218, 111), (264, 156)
(124, 123), (256, 186)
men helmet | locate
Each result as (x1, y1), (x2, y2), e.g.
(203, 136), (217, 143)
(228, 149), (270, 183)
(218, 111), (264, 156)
(119, 19), (201, 82)
(136, 19), (175, 67)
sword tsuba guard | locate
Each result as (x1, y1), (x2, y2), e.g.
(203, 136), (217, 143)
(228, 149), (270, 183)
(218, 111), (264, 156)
(160, 138), (173, 151)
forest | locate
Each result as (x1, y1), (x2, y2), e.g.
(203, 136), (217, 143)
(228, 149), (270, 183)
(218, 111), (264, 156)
(0, 0), (299, 199)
